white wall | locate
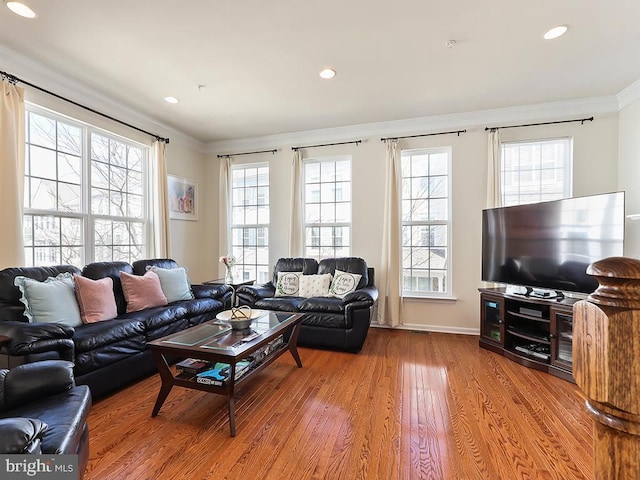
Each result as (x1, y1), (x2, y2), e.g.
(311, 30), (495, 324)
(618, 98), (640, 259)
(204, 112), (620, 334)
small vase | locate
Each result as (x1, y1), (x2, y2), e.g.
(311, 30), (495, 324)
(224, 266), (234, 284)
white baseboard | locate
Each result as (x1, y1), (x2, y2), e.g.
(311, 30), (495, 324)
(371, 322), (479, 336)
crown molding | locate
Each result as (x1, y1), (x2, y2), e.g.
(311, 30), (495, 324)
(618, 78), (640, 110)
(206, 95), (619, 154)
(0, 44), (206, 152)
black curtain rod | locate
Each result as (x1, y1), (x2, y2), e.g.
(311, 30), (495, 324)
(217, 149), (278, 158)
(485, 116), (594, 131)
(291, 140), (361, 151)
(381, 129), (466, 142)
(1, 70), (170, 144)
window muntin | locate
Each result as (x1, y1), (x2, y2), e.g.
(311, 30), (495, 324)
(303, 157), (351, 260)
(501, 137), (572, 206)
(230, 164), (270, 283)
(23, 107), (149, 267)
(401, 148), (451, 296)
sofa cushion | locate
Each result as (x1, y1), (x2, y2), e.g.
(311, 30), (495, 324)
(271, 257), (319, 284)
(299, 274), (332, 297)
(14, 273), (82, 327)
(149, 266), (194, 302)
(318, 257), (368, 289)
(74, 275), (118, 324)
(329, 269), (363, 298)
(120, 271), (168, 313)
(254, 297), (305, 312)
(72, 317), (146, 354)
(274, 271), (303, 297)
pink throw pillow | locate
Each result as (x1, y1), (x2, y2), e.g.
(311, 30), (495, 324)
(120, 270), (168, 313)
(74, 275), (118, 324)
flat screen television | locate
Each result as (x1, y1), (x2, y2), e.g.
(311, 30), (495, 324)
(482, 191), (625, 296)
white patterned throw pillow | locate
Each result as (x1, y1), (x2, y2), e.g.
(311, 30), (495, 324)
(298, 274), (332, 297)
(329, 269), (363, 298)
(274, 271), (303, 296)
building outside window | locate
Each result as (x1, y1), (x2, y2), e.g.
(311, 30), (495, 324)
(303, 156), (351, 260)
(401, 147), (452, 296)
(230, 164), (270, 283)
(23, 106), (149, 267)
(501, 137), (573, 206)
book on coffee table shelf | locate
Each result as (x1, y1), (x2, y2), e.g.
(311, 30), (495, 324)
(196, 360), (253, 386)
(176, 358), (211, 376)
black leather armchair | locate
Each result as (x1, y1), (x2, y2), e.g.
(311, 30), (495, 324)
(237, 257), (378, 352)
(0, 360), (91, 477)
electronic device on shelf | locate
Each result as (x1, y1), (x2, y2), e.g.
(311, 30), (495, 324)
(482, 191), (625, 296)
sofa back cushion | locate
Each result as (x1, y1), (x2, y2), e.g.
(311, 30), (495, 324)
(0, 266), (82, 323)
(272, 258), (319, 285)
(131, 258), (179, 276)
(318, 257), (368, 290)
(82, 262), (133, 315)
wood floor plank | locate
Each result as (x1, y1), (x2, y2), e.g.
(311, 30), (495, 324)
(84, 329), (592, 480)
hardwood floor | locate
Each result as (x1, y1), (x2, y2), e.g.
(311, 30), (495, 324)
(84, 329), (593, 479)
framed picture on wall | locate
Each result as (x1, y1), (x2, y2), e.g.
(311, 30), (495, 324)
(168, 175), (198, 221)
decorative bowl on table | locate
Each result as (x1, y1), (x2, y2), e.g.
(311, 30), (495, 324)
(216, 306), (262, 330)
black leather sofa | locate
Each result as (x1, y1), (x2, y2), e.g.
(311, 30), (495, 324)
(236, 257), (377, 352)
(0, 259), (231, 398)
(0, 360), (91, 478)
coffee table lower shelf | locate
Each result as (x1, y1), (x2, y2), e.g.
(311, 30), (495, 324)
(149, 314), (303, 436)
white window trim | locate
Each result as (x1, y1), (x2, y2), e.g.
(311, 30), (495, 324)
(401, 146), (453, 299)
(24, 104), (150, 266)
(302, 155), (352, 259)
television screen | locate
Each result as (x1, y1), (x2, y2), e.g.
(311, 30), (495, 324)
(482, 192), (625, 294)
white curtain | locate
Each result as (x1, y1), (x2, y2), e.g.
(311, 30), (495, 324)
(0, 80), (25, 268)
(289, 149), (304, 257)
(378, 140), (403, 327)
(219, 156), (232, 272)
(150, 140), (171, 258)
(487, 129), (502, 208)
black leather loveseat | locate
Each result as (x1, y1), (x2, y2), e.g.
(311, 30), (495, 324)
(0, 360), (91, 478)
(236, 257), (377, 352)
(0, 259), (231, 398)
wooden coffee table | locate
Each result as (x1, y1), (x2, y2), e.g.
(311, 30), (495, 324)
(148, 311), (303, 436)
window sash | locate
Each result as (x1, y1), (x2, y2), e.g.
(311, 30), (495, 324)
(303, 156), (352, 260)
(23, 106), (149, 267)
(401, 147), (452, 297)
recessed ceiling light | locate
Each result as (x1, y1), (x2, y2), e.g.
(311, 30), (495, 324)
(4, 0), (37, 18)
(319, 68), (336, 79)
(543, 25), (568, 40)
(164, 96), (180, 104)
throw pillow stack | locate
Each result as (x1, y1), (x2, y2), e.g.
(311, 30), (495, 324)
(14, 266), (194, 326)
(273, 269), (362, 298)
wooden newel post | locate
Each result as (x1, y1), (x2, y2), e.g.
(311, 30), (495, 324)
(573, 256), (640, 479)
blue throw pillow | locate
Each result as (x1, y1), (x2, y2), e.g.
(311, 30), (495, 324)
(14, 272), (82, 327)
(148, 266), (194, 303)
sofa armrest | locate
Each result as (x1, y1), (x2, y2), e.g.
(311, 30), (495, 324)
(236, 283), (276, 304)
(0, 418), (48, 454)
(191, 284), (232, 299)
(343, 286), (378, 305)
(1, 360), (75, 410)
(0, 321), (75, 361)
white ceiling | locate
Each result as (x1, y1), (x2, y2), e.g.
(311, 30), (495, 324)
(1, 0), (639, 143)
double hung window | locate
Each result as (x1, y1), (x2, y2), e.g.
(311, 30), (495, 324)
(23, 106), (149, 267)
(401, 147), (451, 296)
(500, 138), (572, 206)
(303, 156), (351, 260)
(230, 164), (270, 283)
